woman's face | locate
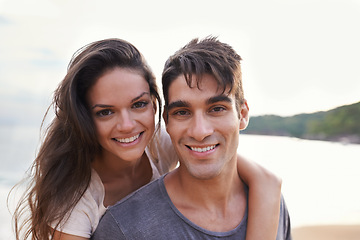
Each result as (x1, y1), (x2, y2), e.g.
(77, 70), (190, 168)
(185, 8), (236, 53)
(87, 67), (155, 163)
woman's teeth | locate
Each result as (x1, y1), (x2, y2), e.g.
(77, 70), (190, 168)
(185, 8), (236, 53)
(114, 133), (140, 143)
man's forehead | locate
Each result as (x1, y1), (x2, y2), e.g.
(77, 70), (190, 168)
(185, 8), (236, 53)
(169, 73), (230, 92)
(168, 76), (235, 108)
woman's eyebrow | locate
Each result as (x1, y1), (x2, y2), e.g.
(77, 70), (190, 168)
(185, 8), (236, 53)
(91, 92), (150, 109)
(131, 92), (150, 103)
(91, 104), (114, 109)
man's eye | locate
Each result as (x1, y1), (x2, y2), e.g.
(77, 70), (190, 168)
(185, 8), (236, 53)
(173, 110), (189, 116)
(211, 106), (226, 112)
(96, 109), (113, 117)
(132, 101), (148, 109)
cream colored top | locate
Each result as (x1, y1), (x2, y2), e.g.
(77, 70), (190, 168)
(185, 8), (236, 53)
(53, 128), (178, 238)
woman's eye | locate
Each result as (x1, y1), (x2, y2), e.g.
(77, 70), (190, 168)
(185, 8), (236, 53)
(132, 101), (148, 109)
(96, 109), (113, 117)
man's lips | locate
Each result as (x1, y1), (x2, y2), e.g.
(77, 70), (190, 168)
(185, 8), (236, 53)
(186, 144), (219, 153)
(112, 132), (142, 143)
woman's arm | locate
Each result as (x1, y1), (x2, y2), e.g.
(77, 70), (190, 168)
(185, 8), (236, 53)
(237, 154), (282, 240)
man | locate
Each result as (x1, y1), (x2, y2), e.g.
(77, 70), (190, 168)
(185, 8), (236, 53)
(92, 37), (291, 239)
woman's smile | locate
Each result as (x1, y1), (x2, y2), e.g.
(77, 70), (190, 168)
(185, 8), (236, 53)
(112, 132), (142, 144)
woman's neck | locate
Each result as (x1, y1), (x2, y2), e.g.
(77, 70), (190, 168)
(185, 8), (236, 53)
(92, 152), (153, 206)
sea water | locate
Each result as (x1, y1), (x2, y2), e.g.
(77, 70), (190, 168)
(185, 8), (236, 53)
(1, 125), (39, 239)
(1, 126), (360, 239)
(238, 134), (360, 228)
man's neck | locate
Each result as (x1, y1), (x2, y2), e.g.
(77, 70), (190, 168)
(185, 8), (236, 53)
(164, 165), (247, 232)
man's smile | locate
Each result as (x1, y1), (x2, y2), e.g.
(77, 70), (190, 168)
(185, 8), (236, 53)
(186, 144), (219, 153)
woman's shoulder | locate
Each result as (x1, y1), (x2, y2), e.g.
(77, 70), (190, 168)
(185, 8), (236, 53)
(51, 169), (106, 237)
(88, 169), (106, 205)
(147, 126), (179, 174)
(76, 169), (107, 222)
(155, 126), (174, 150)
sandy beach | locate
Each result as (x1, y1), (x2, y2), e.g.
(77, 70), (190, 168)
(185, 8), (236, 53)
(292, 225), (360, 240)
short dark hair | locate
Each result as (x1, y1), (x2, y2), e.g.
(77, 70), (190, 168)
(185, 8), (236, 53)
(162, 36), (244, 116)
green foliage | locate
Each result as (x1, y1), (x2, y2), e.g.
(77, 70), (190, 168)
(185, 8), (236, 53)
(243, 101), (360, 143)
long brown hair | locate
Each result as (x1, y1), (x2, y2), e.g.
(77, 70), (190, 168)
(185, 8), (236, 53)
(10, 38), (161, 239)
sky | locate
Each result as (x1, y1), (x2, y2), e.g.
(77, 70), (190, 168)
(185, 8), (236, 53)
(0, 0), (360, 127)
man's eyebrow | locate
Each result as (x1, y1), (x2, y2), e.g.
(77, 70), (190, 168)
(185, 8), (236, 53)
(167, 100), (190, 111)
(206, 95), (232, 105)
(167, 95), (232, 111)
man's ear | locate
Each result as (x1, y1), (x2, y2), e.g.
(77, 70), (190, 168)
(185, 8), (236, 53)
(239, 100), (249, 131)
(162, 107), (168, 125)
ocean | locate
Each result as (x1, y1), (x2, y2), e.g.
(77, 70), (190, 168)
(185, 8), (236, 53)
(238, 133), (360, 228)
(1, 126), (360, 239)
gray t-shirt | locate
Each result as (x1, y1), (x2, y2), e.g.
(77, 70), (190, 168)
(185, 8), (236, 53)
(92, 175), (291, 240)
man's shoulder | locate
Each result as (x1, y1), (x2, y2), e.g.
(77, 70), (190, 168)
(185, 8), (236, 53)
(103, 176), (174, 228)
(95, 176), (180, 238)
(108, 177), (163, 215)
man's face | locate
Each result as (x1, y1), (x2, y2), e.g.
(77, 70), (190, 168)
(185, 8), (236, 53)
(164, 74), (247, 180)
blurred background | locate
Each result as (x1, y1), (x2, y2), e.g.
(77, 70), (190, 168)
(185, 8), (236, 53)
(1, 0), (359, 239)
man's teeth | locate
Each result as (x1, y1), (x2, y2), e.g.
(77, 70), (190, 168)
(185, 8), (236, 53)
(114, 134), (140, 143)
(190, 145), (216, 153)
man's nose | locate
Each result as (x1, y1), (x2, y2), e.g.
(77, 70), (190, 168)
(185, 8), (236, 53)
(188, 112), (213, 141)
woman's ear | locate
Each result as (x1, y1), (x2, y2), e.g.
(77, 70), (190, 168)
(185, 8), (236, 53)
(239, 100), (250, 131)
(152, 97), (157, 113)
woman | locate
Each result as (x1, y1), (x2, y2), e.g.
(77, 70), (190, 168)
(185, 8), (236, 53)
(11, 38), (281, 239)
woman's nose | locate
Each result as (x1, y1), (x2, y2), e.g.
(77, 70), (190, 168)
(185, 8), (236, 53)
(116, 110), (136, 132)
